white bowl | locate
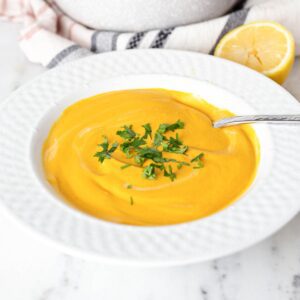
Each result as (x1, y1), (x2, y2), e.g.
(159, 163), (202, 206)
(56, 0), (238, 31)
(0, 50), (299, 266)
(31, 74), (271, 224)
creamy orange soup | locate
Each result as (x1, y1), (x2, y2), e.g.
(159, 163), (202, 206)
(43, 89), (259, 225)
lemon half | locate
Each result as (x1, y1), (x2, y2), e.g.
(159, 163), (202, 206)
(214, 21), (295, 84)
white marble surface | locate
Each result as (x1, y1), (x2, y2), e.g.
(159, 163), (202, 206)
(1, 22), (300, 300)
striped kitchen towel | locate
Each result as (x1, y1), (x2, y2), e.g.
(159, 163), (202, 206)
(1, 0), (300, 68)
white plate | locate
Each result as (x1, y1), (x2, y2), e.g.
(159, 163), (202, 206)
(0, 50), (299, 266)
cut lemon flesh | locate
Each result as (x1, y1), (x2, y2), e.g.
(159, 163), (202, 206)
(214, 21), (295, 84)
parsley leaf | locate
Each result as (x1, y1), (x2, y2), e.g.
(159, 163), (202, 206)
(153, 131), (164, 146)
(163, 165), (176, 181)
(157, 120), (184, 134)
(142, 123), (152, 139)
(134, 154), (146, 165)
(121, 163), (131, 169)
(143, 164), (157, 179)
(117, 125), (136, 140)
(193, 162), (204, 169)
(191, 153), (204, 169)
(109, 142), (119, 153)
(177, 161), (190, 169)
(162, 133), (188, 154)
(137, 147), (163, 162)
(191, 153), (204, 163)
(94, 137), (118, 163)
(120, 141), (133, 158)
(130, 196), (134, 205)
(120, 137), (146, 158)
(131, 137), (146, 148)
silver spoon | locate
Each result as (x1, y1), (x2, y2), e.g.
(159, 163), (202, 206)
(213, 115), (300, 128)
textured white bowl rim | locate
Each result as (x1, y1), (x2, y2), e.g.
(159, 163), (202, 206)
(0, 50), (299, 267)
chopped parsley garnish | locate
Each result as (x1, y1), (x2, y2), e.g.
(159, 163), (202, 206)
(94, 137), (118, 163)
(193, 162), (204, 169)
(137, 147), (163, 162)
(94, 121), (205, 182)
(116, 125), (136, 140)
(130, 196), (134, 205)
(162, 133), (188, 154)
(142, 123), (152, 139)
(191, 153), (204, 162)
(191, 153), (204, 169)
(134, 154), (146, 166)
(163, 165), (176, 181)
(120, 163), (131, 169)
(157, 120), (184, 134)
(177, 161), (190, 169)
(153, 131), (165, 146)
(120, 137), (146, 158)
(143, 164), (157, 179)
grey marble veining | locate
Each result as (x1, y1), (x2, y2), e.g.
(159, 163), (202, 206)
(0, 21), (299, 300)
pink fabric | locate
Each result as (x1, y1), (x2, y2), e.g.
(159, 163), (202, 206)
(0, 0), (94, 65)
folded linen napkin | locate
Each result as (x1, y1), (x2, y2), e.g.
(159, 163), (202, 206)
(1, 0), (299, 68)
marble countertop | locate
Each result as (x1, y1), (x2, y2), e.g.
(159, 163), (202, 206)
(1, 22), (300, 300)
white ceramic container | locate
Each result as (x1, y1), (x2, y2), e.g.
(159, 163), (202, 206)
(56, 0), (238, 31)
(0, 50), (299, 266)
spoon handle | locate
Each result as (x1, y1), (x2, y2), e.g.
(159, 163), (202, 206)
(214, 115), (300, 128)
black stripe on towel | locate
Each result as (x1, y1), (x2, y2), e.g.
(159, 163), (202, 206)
(209, 7), (250, 54)
(150, 27), (175, 48)
(90, 31), (100, 52)
(47, 45), (81, 68)
(90, 31), (121, 52)
(126, 32), (146, 49)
